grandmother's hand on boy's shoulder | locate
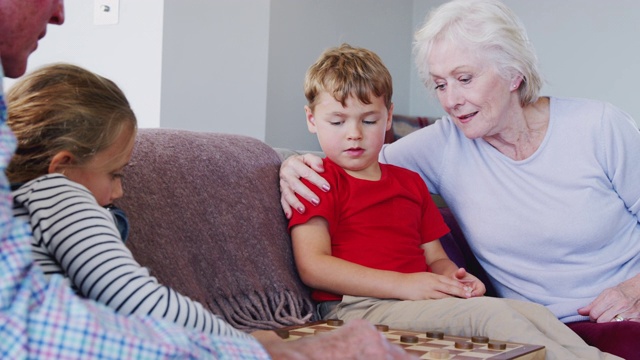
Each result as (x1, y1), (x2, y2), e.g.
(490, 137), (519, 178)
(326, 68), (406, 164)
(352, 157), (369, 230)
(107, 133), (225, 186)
(279, 153), (328, 218)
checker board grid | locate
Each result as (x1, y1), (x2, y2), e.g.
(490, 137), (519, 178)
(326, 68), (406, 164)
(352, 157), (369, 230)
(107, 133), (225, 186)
(281, 322), (545, 360)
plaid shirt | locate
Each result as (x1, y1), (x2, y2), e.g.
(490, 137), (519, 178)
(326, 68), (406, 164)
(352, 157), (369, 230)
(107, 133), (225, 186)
(0, 70), (270, 360)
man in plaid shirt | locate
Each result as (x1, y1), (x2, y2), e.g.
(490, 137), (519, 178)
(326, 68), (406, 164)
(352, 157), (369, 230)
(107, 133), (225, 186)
(0, 1), (413, 359)
(0, 1), (269, 358)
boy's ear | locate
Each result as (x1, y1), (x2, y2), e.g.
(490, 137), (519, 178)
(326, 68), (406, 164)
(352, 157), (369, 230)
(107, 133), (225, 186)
(305, 105), (318, 134)
(385, 103), (394, 131)
(48, 151), (75, 174)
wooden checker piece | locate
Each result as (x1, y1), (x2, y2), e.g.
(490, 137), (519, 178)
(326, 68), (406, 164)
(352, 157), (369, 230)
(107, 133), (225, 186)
(426, 331), (444, 339)
(472, 336), (490, 344)
(489, 341), (508, 350)
(454, 341), (474, 350)
(428, 348), (450, 359)
(400, 335), (420, 344)
(278, 321), (546, 359)
(274, 328), (290, 339)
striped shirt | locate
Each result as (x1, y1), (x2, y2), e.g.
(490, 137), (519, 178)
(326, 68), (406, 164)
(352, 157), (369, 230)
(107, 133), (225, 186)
(12, 173), (247, 339)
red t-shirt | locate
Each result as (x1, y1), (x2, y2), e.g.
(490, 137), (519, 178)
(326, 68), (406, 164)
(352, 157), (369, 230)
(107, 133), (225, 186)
(288, 158), (450, 301)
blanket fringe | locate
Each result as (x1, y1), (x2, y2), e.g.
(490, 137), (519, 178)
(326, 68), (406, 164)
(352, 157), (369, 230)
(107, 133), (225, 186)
(210, 289), (316, 331)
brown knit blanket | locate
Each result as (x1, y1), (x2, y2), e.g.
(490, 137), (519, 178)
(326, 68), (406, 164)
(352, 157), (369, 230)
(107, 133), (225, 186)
(116, 129), (316, 331)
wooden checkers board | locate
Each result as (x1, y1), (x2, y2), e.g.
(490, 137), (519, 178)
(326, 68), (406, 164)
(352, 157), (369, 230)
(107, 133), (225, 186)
(277, 320), (545, 360)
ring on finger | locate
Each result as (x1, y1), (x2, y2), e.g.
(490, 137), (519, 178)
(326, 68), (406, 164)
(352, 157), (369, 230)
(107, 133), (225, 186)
(613, 314), (626, 322)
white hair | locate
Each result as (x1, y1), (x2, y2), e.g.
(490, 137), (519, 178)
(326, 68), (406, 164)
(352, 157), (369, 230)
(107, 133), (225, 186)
(413, 0), (543, 106)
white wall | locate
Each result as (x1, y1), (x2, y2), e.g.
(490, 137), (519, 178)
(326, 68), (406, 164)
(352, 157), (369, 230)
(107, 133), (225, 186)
(3, 0), (270, 139)
(3, 0), (412, 151)
(160, 0), (270, 139)
(4, 0), (164, 129)
(6, 0), (640, 151)
(410, 0), (640, 128)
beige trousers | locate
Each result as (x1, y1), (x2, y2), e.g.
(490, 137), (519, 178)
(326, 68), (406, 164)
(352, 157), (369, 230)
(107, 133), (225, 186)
(320, 296), (621, 360)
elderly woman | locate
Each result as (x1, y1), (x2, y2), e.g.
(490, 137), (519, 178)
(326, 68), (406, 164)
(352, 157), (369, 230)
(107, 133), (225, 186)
(279, 1), (640, 358)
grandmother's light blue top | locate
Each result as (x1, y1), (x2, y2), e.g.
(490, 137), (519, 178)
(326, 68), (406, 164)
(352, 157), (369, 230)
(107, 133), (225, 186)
(381, 97), (640, 323)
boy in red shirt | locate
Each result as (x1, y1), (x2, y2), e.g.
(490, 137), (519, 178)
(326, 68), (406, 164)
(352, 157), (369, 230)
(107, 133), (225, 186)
(288, 44), (613, 359)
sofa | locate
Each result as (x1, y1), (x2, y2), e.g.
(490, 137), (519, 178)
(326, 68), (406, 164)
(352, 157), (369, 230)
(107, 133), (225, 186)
(115, 128), (495, 333)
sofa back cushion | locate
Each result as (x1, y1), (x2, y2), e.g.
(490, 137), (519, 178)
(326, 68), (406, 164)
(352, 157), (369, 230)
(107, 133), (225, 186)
(115, 129), (315, 332)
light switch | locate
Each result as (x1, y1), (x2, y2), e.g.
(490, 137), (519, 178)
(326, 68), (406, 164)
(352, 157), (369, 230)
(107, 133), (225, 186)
(94, 0), (120, 25)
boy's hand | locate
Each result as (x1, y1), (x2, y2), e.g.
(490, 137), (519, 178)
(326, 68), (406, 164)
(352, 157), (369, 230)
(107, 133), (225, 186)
(394, 272), (477, 300)
(452, 268), (486, 297)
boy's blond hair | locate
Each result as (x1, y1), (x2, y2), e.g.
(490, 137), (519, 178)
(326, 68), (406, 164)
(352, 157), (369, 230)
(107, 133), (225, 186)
(304, 43), (393, 112)
(6, 63), (137, 184)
